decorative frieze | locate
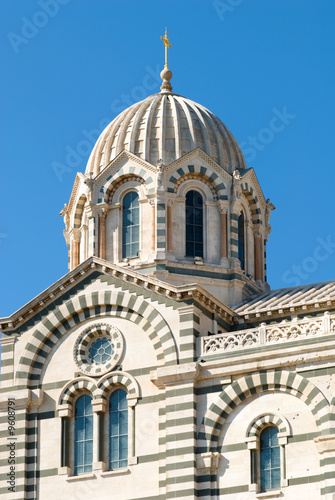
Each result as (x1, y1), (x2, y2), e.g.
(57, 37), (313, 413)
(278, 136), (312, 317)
(202, 312), (335, 355)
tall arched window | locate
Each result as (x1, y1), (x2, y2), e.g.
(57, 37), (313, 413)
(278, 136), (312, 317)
(122, 191), (140, 259)
(185, 190), (203, 258)
(238, 211), (245, 270)
(74, 394), (93, 475)
(109, 389), (128, 470)
(260, 426), (280, 491)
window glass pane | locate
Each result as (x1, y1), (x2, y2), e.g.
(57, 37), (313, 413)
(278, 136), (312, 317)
(261, 447), (271, 470)
(74, 395), (93, 475)
(185, 190), (203, 257)
(186, 225), (194, 242)
(261, 470), (271, 492)
(132, 225), (139, 241)
(260, 426), (280, 491)
(123, 192), (140, 258)
(271, 467), (281, 489)
(195, 243), (203, 257)
(109, 389), (128, 470)
(123, 194), (132, 209)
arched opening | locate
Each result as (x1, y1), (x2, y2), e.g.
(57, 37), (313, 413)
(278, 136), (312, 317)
(122, 191), (140, 259)
(185, 190), (203, 258)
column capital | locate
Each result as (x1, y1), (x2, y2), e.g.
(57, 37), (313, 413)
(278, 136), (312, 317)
(196, 451), (220, 471)
(70, 228), (81, 242)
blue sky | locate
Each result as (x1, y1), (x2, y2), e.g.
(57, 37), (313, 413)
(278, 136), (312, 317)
(1, 0), (335, 316)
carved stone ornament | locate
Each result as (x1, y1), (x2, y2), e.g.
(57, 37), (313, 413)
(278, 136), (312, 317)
(73, 323), (124, 376)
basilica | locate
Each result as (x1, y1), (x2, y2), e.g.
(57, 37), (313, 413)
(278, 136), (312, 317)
(1, 35), (335, 499)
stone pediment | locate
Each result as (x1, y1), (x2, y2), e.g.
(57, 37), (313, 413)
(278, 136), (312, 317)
(165, 147), (232, 184)
(0, 257), (235, 334)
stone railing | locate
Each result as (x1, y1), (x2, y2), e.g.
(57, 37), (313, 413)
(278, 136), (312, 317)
(201, 312), (335, 355)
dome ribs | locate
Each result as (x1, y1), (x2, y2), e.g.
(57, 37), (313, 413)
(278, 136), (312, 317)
(85, 93), (247, 175)
(168, 95), (181, 161)
(128, 97), (153, 159)
(186, 101), (211, 160)
(174, 96), (196, 156)
(114, 101), (141, 158)
(143, 95), (160, 163)
(159, 94), (167, 164)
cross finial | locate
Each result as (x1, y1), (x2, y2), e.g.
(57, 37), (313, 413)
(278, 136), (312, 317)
(160, 29), (172, 69)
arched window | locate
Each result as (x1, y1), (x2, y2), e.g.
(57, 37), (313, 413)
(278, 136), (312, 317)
(74, 394), (93, 475)
(109, 389), (128, 470)
(122, 191), (140, 259)
(238, 211), (245, 270)
(260, 426), (280, 491)
(185, 190), (203, 258)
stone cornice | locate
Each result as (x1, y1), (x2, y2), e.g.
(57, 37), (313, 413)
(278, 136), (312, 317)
(0, 257), (235, 333)
(238, 299), (335, 323)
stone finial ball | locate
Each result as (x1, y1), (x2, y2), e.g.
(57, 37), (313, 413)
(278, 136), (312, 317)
(160, 68), (173, 81)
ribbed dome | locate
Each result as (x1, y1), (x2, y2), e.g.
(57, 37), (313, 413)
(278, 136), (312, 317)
(86, 92), (246, 176)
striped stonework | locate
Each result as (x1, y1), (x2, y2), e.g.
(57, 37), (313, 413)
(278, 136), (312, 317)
(96, 371), (139, 401)
(16, 290), (177, 389)
(58, 378), (97, 407)
(156, 202), (166, 252)
(58, 372), (139, 406)
(247, 413), (289, 438)
(73, 194), (87, 228)
(198, 370), (331, 456)
(0, 391), (38, 500)
(154, 364), (198, 499)
(230, 211), (239, 261)
(100, 164), (154, 204)
(240, 182), (262, 225)
(178, 306), (199, 363)
(88, 216), (95, 256)
(167, 164), (227, 200)
(105, 174), (147, 204)
(0, 337), (16, 390)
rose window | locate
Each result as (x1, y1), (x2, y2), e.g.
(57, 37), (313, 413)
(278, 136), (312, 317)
(74, 323), (124, 376)
(88, 337), (114, 365)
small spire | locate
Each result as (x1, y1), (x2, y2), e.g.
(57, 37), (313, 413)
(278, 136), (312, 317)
(160, 29), (173, 92)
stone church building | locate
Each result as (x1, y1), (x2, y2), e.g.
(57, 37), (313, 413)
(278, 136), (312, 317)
(1, 52), (335, 500)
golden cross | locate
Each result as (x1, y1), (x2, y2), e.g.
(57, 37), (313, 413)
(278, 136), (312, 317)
(160, 29), (172, 69)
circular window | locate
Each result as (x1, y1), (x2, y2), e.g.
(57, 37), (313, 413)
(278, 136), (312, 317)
(74, 323), (124, 376)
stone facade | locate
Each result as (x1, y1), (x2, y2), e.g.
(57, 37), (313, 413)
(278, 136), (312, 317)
(1, 67), (335, 500)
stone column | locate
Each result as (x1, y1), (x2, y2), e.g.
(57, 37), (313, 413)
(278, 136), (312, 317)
(254, 229), (263, 282)
(166, 202), (173, 252)
(91, 399), (106, 472)
(151, 201), (156, 253)
(71, 228), (81, 269)
(220, 206), (228, 260)
(98, 211), (106, 260)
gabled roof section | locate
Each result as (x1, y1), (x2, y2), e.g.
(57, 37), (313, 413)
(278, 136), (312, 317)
(235, 280), (335, 321)
(0, 257), (235, 333)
